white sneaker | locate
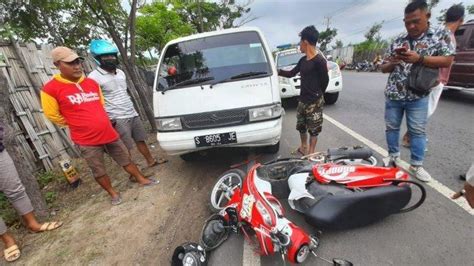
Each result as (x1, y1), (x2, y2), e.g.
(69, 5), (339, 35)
(410, 166), (432, 182)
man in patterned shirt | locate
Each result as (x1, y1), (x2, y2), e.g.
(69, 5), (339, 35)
(381, 0), (455, 182)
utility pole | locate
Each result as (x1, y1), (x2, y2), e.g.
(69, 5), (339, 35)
(324, 16), (331, 30)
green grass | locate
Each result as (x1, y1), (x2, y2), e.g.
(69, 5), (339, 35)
(1, 171), (62, 225)
(0, 192), (17, 225)
(37, 170), (63, 188)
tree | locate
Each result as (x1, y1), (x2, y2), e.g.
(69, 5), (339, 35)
(2, 0), (157, 130)
(318, 28), (338, 52)
(364, 22), (383, 42)
(169, 0), (254, 33)
(136, 2), (194, 56)
(332, 40), (344, 50)
(469, 5), (474, 14)
(84, 0), (156, 131)
(0, 0), (102, 48)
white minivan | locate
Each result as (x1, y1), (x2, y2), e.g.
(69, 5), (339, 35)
(153, 27), (283, 160)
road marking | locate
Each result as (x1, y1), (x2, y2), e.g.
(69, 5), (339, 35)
(324, 114), (474, 215)
(242, 155), (261, 266)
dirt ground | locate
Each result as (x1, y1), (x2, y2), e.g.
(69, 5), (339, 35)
(3, 136), (240, 265)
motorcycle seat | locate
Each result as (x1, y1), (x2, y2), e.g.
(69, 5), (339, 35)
(303, 185), (411, 230)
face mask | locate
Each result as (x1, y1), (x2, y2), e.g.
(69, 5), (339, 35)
(100, 58), (119, 71)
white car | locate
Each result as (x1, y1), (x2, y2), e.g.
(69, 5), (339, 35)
(153, 27), (282, 160)
(275, 48), (343, 104)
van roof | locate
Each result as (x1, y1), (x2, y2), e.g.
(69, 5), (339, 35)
(165, 27), (265, 46)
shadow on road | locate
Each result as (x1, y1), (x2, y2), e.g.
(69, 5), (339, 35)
(441, 89), (474, 105)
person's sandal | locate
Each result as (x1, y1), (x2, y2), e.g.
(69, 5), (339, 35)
(4, 245), (20, 262)
(142, 177), (160, 187)
(147, 158), (168, 168)
(33, 221), (63, 233)
(111, 195), (123, 206)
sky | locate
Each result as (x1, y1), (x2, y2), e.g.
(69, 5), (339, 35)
(240, 0), (474, 49)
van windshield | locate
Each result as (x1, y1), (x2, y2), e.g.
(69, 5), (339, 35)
(277, 52), (303, 68)
(157, 31), (271, 91)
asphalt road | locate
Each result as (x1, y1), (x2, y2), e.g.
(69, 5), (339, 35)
(206, 71), (474, 266)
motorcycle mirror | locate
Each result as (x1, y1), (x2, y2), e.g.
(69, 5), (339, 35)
(333, 258), (353, 266)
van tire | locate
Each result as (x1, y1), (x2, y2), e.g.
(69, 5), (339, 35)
(324, 92), (339, 105)
(264, 142), (280, 154)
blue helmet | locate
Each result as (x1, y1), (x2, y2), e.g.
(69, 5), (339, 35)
(89, 39), (119, 65)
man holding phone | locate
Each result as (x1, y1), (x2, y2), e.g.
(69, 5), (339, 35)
(381, 0), (455, 182)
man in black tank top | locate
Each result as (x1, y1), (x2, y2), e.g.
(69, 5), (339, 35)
(278, 25), (329, 155)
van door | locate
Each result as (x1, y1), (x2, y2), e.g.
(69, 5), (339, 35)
(449, 25), (474, 88)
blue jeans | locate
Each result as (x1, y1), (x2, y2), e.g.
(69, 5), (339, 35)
(385, 97), (428, 166)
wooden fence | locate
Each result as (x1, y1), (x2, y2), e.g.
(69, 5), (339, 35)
(0, 41), (105, 171)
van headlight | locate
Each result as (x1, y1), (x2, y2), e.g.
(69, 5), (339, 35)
(156, 117), (182, 131)
(327, 62), (341, 78)
(249, 104), (283, 122)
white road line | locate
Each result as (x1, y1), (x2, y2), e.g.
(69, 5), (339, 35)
(324, 114), (474, 215)
(242, 156), (261, 266)
(242, 241), (260, 266)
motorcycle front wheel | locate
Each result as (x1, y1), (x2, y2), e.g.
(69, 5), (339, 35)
(209, 169), (245, 212)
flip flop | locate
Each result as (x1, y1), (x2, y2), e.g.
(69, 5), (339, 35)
(33, 221), (63, 233)
(291, 148), (305, 156)
(111, 195), (123, 206)
(142, 177), (160, 187)
(4, 245), (20, 262)
(148, 158), (168, 167)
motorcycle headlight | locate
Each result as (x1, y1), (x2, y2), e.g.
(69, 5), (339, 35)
(249, 104), (283, 122)
(156, 117), (182, 131)
(256, 201), (273, 226)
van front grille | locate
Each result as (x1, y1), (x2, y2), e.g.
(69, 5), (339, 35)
(181, 108), (248, 130)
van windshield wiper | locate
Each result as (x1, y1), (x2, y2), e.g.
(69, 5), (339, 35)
(210, 71), (269, 88)
(161, 76), (214, 94)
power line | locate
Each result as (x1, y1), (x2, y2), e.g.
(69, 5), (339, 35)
(339, 15), (403, 38)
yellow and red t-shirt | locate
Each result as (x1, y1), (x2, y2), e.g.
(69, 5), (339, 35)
(41, 74), (119, 146)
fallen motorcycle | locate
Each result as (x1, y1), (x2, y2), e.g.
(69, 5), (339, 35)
(202, 148), (425, 264)
(203, 165), (352, 265)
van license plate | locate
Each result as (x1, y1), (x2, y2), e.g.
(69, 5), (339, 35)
(194, 132), (237, 147)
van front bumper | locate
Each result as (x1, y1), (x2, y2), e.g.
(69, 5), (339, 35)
(157, 118), (282, 155)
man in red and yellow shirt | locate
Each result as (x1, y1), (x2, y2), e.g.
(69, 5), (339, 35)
(41, 46), (158, 205)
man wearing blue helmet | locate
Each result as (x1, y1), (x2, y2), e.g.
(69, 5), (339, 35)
(88, 40), (167, 179)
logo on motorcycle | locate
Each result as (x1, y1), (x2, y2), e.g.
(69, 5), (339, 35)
(319, 166), (356, 180)
(240, 194), (255, 220)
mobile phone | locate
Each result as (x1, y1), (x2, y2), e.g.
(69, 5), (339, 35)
(394, 47), (408, 54)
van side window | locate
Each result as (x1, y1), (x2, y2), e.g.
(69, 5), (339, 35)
(454, 29), (465, 45)
(469, 30), (474, 49)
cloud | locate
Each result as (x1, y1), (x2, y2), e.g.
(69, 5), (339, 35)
(242, 0), (472, 49)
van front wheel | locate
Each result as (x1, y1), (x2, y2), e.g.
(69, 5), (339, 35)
(324, 92), (339, 105)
